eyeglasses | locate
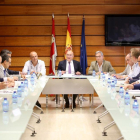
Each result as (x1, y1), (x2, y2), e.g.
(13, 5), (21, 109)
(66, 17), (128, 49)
(95, 56), (102, 58)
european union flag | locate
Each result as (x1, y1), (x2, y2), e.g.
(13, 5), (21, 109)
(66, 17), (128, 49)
(80, 17), (87, 75)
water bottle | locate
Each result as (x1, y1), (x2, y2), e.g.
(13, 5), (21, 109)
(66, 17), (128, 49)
(124, 92), (130, 116)
(32, 72), (36, 80)
(111, 81), (116, 99)
(27, 70), (30, 75)
(100, 71), (103, 81)
(102, 74), (106, 86)
(20, 82), (25, 93)
(2, 98), (9, 112)
(17, 86), (22, 107)
(12, 91), (18, 104)
(124, 92), (130, 105)
(58, 70), (62, 77)
(92, 70), (96, 77)
(119, 87), (124, 98)
(133, 100), (139, 114)
(24, 79), (28, 96)
(107, 78), (111, 93)
(30, 74), (35, 85)
(113, 76), (117, 85)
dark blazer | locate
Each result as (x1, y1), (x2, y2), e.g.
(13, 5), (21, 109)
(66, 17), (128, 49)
(7, 69), (19, 75)
(58, 60), (82, 73)
(0, 78), (4, 82)
(134, 84), (140, 90)
(129, 73), (140, 84)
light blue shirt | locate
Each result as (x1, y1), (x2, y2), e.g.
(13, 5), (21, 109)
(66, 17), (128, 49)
(128, 62), (140, 78)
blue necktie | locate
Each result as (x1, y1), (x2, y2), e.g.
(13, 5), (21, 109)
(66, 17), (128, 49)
(4, 69), (6, 77)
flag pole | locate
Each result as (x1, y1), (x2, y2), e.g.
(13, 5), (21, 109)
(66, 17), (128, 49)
(52, 13), (54, 18)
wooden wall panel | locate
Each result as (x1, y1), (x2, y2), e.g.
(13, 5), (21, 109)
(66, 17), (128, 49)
(105, 0), (140, 4)
(4, 0), (105, 4)
(0, 46), (137, 57)
(1, 5), (140, 15)
(0, 36), (105, 46)
(0, 26), (104, 36)
(0, 16), (104, 25)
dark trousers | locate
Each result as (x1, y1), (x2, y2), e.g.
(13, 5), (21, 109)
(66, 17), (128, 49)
(64, 94), (77, 105)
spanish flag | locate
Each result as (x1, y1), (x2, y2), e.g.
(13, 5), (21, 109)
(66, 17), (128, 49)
(65, 13), (72, 59)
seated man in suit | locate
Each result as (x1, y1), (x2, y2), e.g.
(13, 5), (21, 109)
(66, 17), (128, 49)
(88, 51), (116, 75)
(0, 55), (14, 83)
(58, 50), (82, 108)
(125, 55), (140, 84)
(113, 53), (134, 78)
(0, 54), (15, 87)
(0, 49), (21, 75)
(22, 51), (46, 75)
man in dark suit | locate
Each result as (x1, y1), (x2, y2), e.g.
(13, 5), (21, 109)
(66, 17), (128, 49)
(0, 49), (20, 75)
(58, 50), (82, 108)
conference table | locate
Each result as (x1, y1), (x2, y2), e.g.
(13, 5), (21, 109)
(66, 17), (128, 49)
(1, 74), (140, 140)
(0, 76), (48, 140)
(88, 76), (140, 140)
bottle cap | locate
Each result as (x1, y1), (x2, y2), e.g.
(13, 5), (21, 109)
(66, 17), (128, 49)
(13, 91), (16, 93)
(108, 78), (110, 79)
(126, 92), (128, 94)
(4, 98), (7, 100)
(134, 100), (137, 102)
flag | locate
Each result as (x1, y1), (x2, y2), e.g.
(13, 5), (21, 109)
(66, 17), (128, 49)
(80, 16), (87, 75)
(49, 14), (57, 75)
(65, 13), (72, 59)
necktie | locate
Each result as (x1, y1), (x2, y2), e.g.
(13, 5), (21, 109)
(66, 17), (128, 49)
(4, 69), (6, 77)
(68, 62), (71, 74)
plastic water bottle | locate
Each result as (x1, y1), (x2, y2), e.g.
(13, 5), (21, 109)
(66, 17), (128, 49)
(124, 92), (130, 105)
(2, 98), (9, 112)
(92, 70), (96, 77)
(27, 70), (30, 75)
(32, 72), (36, 80)
(17, 86), (22, 107)
(58, 70), (62, 77)
(24, 79), (28, 96)
(133, 100), (139, 114)
(12, 91), (18, 104)
(113, 76), (117, 85)
(111, 81), (116, 99)
(102, 74), (106, 86)
(20, 82), (25, 93)
(30, 75), (35, 85)
(107, 78), (111, 93)
(119, 87), (124, 98)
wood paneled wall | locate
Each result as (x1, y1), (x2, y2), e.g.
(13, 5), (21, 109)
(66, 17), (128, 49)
(0, 0), (140, 75)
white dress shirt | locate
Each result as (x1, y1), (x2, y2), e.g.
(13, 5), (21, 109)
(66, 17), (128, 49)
(65, 60), (75, 75)
(1, 65), (8, 81)
(22, 60), (46, 75)
(128, 62), (140, 78)
(97, 62), (103, 72)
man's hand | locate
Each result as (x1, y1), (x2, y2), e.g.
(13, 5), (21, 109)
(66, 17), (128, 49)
(7, 81), (15, 88)
(30, 71), (35, 75)
(132, 81), (140, 85)
(76, 71), (81, 75)
(7, 77), (14, 82)
(13, 76), (18, 81)
(21, 75), (26, 79)
(124, 84), (134, 90)
(0, 82), (7, 89)
(61, 71), (66, 75)
(96, 72), (101, 75)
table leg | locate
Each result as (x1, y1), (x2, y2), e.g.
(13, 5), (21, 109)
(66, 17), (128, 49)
(62, 94), (65, 112)
(46, 94), (48, 108)
(71, 94), (74, 112)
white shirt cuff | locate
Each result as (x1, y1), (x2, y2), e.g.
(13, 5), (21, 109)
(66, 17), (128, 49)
(4, 77), (7, 82)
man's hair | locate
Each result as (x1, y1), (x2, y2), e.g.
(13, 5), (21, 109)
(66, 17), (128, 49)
(130, 48), (140, 59)
(0, 49), (12, 55)
(1, 54), (10, 63)
(95, 51), (104, 56)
